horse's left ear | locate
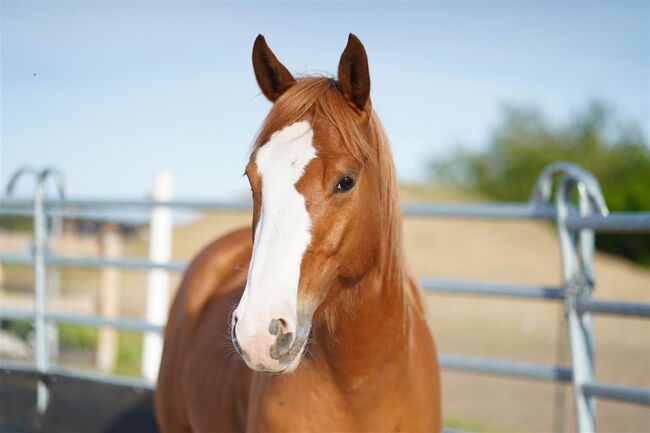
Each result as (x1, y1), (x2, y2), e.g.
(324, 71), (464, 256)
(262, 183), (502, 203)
(338, 34), (371, 111)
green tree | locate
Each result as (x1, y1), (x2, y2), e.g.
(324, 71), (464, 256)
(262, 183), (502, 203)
(430, 101), (650, 265)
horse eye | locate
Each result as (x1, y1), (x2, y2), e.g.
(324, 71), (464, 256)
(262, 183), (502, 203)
(335, 176), (355, 193)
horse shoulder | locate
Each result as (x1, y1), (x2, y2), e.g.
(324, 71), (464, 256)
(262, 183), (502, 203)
(156, 227), (253, 433)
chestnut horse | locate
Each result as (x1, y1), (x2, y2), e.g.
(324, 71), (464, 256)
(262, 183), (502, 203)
(156, 34), (441, 432)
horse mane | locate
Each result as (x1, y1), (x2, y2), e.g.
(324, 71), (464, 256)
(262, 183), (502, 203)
(253, 76), (420, 332)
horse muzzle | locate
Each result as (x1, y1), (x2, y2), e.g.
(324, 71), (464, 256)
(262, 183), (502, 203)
(231, 315), (309, 373)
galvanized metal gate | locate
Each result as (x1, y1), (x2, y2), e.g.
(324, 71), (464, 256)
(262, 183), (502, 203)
(1, 162), (649, 432)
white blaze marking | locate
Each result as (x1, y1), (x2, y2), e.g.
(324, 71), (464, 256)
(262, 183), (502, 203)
(235, 121), (316, 346)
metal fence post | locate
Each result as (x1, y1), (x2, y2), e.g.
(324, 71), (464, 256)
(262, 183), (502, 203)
(33, 174), (50, 415)
(555, 174), (607, 433)
(4, 167), (65, 417)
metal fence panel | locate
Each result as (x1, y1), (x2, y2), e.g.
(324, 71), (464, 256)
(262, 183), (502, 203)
(1, 163), (649, 432)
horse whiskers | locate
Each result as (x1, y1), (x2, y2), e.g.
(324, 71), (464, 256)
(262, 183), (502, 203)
(214, 329), (243, 363)
(224, 347), (241, 363)
(216, 330), (233, 345)
(304, 337), (316, 359)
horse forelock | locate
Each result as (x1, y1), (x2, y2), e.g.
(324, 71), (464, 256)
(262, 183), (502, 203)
(253, 76), (371, 163)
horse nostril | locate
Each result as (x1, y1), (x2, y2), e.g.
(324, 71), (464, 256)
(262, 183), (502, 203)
(268, 318), (287, 336)
(269, 318), (295, 360)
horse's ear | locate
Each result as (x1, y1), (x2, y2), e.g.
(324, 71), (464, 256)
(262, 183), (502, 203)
(338, 33), (371, 111)
(252, 34), (295, 102)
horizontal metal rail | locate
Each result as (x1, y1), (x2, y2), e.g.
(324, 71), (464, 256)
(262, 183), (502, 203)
(45, 255), (186, 272)
(565, 213), (650, 232)
(439, 353), (573, 382)
(2, 289), (646, 339)
(0, 198), (253, 212)
(0, 309), (162, 333)
(4, 252), (648, 320)
(0, 361), (153, 390)
(46, 313), (162, 333)
(421, 280), (650, 319)
(0, 361), (36, 374)
(402, 202), (557, 220)
(0, 353), (574, 395)
(578, 299), (650, 318)
(582, 382), (650, 406)
(26, 359), (645, 407)
(0, 253), (185, 272)
(0, 207), (34, 217)
(0, 252), (33, 265)
(2, 199), (558, 219)
(3, 198), (648, 232)
(1, 199), (561, 219)
(420, 278), (565, 300)
(0, 308), (36, 321)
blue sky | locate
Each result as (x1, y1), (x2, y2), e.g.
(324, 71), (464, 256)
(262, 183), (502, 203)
(2, 1), (648, 200)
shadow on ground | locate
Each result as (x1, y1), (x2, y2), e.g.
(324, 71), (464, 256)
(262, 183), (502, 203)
(0, 369), (158, 433)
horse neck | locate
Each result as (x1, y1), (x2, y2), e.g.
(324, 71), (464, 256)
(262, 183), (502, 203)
(312, 130), (413, 387)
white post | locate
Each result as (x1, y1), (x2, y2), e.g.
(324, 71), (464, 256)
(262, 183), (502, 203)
(96, 223), (123, 373)
(141, 171), (173, 383)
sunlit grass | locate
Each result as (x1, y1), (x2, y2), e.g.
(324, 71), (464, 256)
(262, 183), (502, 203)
(443, 415), (516, 433)
(59, 324), (97, 349)
(56, 324), (143, 378)
(113, 331), (143, 377)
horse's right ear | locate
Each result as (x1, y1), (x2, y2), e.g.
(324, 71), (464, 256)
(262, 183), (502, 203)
(252, 35), (295, 102)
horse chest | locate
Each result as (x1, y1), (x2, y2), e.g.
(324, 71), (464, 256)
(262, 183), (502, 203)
(243, 367), (418, 433)
(244, 369), (349, 431)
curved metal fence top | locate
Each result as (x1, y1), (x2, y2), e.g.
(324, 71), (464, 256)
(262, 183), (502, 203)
(530, 161), (608, 216)
(5, 166), (67, 200)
